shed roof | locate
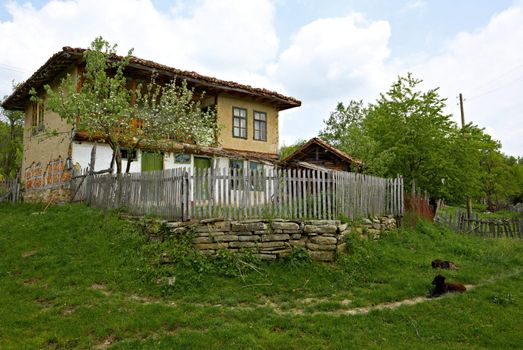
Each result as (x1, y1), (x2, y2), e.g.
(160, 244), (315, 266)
(2, 47), (301, 111)
(281, 137), (362, 166)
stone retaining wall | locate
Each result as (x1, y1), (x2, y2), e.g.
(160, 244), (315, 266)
(153, 216), (397, 262)
(23, 187), (72, 203)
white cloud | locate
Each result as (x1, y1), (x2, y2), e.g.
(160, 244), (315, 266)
(269, 13), (391, 100)
(276, 4), (523, 156)
(268, 13), (393, 145)
(0, 0), (278, 95)
(1, 0), (522, 156)
(406, 4), (523, 156)
(401, 0), (427, 12)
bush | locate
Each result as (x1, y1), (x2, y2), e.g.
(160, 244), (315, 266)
(213, 249), (262, 279)
(284, 247), (311, 268)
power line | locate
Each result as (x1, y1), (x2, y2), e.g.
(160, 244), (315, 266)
(468, 74), (523, 101)
(0, 63), (28, 74)
(466, 62), (523, 101)
(471, 62), (523, 90)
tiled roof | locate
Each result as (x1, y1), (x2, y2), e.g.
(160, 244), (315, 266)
(281, 137), (362, 166)
(2, 47), (301, 111)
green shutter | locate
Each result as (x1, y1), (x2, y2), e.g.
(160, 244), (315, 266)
(141, 152), (164, 172)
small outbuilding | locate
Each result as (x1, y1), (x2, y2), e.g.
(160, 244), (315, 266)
(281, 137), (362, 172)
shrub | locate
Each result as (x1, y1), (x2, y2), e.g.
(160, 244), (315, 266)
(285, 247), (311, 268)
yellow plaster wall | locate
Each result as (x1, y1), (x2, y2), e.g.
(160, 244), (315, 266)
(216, 94), (278, 155)
(21, 68), (76, 180)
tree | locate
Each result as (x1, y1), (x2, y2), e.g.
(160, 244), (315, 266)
(128, 77), (217, 172)
(480, 151), (520, 209)
(319, 100), (392, 175)
(323, 73), (521, 207)
(43, 37), (217, 174)
(279, 139), (307, 160)
(363, 74), (457, 198)
(0, 96), (24, 179)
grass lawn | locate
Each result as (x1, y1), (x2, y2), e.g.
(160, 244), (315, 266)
(1, 203), (522, 349)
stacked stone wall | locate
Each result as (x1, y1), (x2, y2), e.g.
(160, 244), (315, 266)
(23, 187), (72, 203)
(147, 216), (397, 262)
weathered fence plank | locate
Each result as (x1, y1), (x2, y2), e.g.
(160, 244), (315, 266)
(76, 168), (404, 221)
(435, 209), (522, 239)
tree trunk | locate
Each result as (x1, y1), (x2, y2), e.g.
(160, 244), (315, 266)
(125, 140), (140, 174)
(115, 146), (122, 175)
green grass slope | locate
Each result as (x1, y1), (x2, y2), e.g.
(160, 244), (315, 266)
(0, 203), (522, 349)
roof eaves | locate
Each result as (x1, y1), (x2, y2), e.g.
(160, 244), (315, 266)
(281, 137), (362, 166)
(2, 46), (301, 111)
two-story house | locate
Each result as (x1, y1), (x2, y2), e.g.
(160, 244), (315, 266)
(1, 47), (301, 189)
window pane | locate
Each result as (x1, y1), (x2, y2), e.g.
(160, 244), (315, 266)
(240, 109), (246, 117)
(254, 111), (266, 121)
(230, 159), (243, 169)
(240, 119), (246, 128)
(234, 118), (239, 127)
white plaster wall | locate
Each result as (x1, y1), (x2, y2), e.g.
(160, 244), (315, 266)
(214, 156), (230, 171)
(72, 144), (277, 202)
(164, 152), (192, 171)
(71, 142), (141, 173)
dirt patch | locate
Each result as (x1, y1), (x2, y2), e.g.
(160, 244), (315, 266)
(90, 269), (523, 318)
(22, 250), (37, 258)
(35, 296), (55, 309)
(62, 306), (76, 316)
(90, 284), (111, 296)
(95, 335), (117, 350)
(23, 277), (41, 286)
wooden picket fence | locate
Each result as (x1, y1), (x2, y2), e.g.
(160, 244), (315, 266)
(435, 210), (523, 239)
(0, 177), (21, 203)
(73, 168), (404, 221)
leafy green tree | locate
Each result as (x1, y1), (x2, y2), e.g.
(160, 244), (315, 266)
(319, 100), (392, 175)
(364, 74), (457, 198)
(511, 157), (523, 203)
(481, 151), (520, 209)
(43, 37), (217, 174)
(124, 76), (217, 172)
(0, 97), (24, 179)
(322, 73), (521, 207)
(440, 124), (495, 203)
(279, 139), (307, 160)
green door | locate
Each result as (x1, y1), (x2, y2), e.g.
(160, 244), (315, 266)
(194, 157), (211, 170)
(194, 157), (211, 200)
(141, 152), (164, 172)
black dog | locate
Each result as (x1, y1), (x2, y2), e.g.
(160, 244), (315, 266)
(431, 274), (466, 297)
(432, 259), (458, 270)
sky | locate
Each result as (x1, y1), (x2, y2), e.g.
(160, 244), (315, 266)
(0, 0), (522, 156)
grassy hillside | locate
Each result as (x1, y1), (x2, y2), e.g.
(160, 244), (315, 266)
(1, 203), (522, 349)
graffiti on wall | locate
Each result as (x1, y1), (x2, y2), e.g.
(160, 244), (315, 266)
(25, 157), (73, 190)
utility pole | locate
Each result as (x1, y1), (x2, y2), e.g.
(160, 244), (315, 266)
(459, 93), (465, 128)
(459, 93), (472, 219)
